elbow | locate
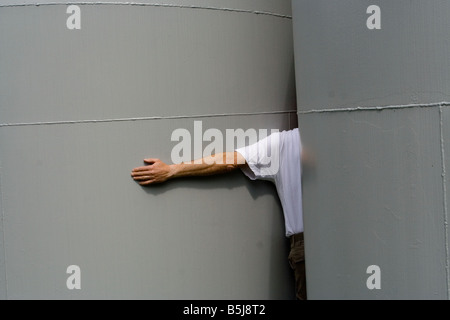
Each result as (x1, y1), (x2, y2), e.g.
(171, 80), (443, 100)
(226, 164), (239, 172)
(221, 152), (246, 172)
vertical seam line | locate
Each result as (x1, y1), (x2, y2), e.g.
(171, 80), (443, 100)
(0, 163), (8, 299)
(440, 105), (449, 299)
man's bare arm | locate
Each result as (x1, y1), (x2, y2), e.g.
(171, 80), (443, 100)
(131, 152), (247, 186)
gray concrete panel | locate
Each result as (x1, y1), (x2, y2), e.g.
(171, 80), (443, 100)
(0, 4), (295, 124)
(0, 114), (295, 299)
(299, 107), (447, 299)
(292, 0), (450, 111)
(293, 0), (450, 300)
(0, 1), (296, 299)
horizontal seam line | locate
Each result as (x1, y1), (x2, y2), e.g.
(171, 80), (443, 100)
(0, 2), (292, 19)
(0, 110), (297, 127)
(298, 101), (450, 114)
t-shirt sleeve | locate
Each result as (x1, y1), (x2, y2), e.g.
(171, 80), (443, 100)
(235, 131), (281, 182)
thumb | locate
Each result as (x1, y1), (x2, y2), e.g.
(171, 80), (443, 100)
(144, 158), (159, 165)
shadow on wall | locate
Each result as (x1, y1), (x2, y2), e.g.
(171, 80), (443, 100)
(141, 169), (275, 201)
(286, 56), (298, 116)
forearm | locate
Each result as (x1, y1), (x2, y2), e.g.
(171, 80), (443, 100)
(171, 152), (244, 179)
(132, 152), (246, 186)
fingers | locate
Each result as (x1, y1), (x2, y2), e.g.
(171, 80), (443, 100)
(130, 170), (155, 185)
(131, 159), (159, 173)
(133, 175), (152, 181)
(131, 158), (163, 186)
(130, 171), (156, 185)
(131, 168), (151, 176)
(132, 166), (151, 172)
(131, 168), (157, 185)
(131, 170), (155, 182)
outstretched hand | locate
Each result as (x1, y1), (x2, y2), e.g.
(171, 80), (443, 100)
(131, 158), (174, 186)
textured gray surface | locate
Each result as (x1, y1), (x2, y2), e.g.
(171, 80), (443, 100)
(0, 1), (296, 299)
(0, 115), (295, 299)
(0, 4), (295, 124)
(293, 0), (450, 299)
(293, 0), (450, 111)
(299, 108), (447, 299)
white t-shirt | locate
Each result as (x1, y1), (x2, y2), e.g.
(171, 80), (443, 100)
(235, 128), (303, 237)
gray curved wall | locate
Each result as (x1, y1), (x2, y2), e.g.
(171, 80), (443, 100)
(293, 0), (450, 299)
(0, 0), (297, 299)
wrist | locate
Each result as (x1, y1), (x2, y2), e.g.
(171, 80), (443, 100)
(169, 164), (180, 179)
